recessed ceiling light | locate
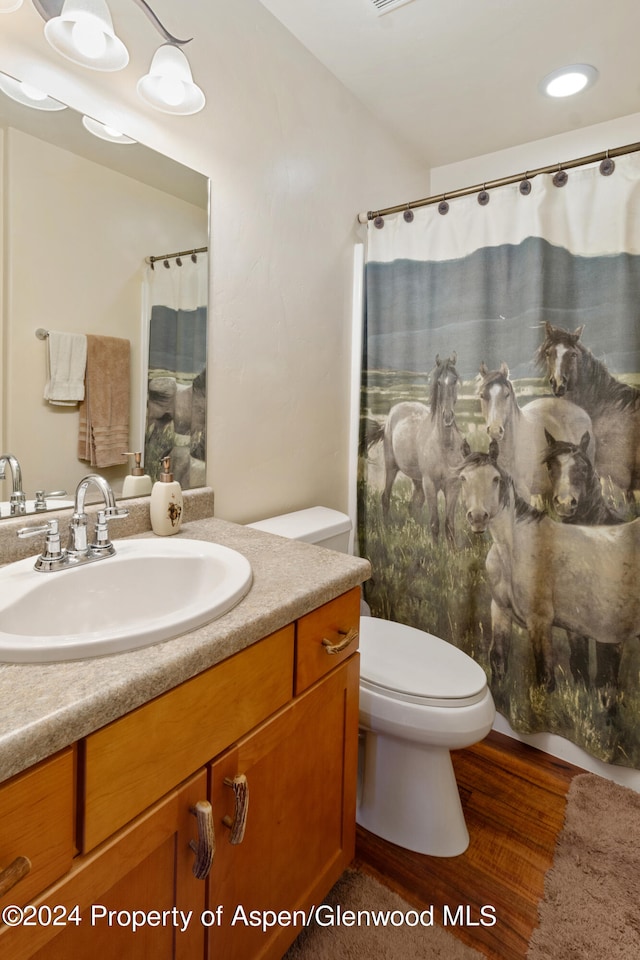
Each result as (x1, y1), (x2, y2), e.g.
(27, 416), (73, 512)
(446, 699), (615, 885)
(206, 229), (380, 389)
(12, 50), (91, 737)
(540, 64), (599, 98)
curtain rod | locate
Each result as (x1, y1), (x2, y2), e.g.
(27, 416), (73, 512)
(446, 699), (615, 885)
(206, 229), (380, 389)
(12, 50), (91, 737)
(146, 245), (208, 266)
(357, 140), (640, 223)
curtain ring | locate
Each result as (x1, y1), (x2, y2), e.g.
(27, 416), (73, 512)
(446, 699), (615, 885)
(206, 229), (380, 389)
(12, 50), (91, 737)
(403, 204), (414, 223)
(478, 183), (490, 206)
(599, 148), (615, 177)
(438, 194), (449, 215)
(519, 171), (532, 195)
(373, 214), (385, 229)
(553, 165), (568, 187)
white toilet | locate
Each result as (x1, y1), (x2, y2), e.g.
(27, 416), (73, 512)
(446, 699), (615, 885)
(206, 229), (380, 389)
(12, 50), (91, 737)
(247, 506), (495, 858)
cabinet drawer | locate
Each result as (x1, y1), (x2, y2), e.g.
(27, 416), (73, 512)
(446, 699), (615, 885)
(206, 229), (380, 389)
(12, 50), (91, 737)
(82, 626), (294, 852)
(0, 748), (75, 910)
(295, 588), (360, 694)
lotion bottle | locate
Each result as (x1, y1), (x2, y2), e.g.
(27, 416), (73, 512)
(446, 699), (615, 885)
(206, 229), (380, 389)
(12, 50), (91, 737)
(122, 452), (152, 497)
(150, 456), (183, 536)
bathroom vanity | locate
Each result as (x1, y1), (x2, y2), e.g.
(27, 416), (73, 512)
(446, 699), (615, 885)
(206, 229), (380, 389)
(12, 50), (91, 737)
(0, 502), (369, 960)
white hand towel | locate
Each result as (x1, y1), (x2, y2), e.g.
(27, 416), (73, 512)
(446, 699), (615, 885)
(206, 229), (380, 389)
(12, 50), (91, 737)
(44, 332), (87, 406)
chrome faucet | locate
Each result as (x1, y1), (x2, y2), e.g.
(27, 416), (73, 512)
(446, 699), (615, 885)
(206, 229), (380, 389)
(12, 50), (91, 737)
(17, 474), (128, 572)
(0, 453), (26, 515)
(68, 474), (128, 559)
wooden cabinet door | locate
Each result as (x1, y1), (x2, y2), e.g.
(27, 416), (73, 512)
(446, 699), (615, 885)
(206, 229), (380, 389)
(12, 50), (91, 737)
(0, 749), (74, 912)
(2, 770), (209, 960)
(207, 655), (359, 960)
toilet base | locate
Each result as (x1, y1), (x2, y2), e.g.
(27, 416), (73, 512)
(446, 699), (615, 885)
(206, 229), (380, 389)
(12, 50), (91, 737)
(356, 730), (470, 857)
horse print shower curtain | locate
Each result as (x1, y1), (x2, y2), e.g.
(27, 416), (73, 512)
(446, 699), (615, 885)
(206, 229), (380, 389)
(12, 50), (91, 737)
(358, 152), (640, 769)
(143, 253), (208, 489)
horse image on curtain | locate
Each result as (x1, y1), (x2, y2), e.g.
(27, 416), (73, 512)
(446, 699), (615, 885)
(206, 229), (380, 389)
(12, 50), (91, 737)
(358, 153), (640, 769)
(143, 254), (208, 489)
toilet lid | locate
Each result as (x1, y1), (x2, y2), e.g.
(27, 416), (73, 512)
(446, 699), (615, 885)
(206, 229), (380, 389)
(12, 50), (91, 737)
(359, 617), (488, 707)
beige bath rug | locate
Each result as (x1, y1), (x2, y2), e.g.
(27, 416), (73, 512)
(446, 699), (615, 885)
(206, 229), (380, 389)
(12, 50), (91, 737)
(527, 772), (640, 959)
(283, 868), (483, 959)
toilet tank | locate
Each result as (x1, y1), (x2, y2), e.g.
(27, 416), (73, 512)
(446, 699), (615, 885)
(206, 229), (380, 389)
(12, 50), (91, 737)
(247, 507), (352, 553)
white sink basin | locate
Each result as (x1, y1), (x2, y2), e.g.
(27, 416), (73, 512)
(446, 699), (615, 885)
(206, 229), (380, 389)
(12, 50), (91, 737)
(0, 538), (253, 663)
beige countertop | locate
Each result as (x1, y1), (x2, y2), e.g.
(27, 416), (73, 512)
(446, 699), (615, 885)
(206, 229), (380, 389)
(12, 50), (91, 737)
(0, 509), (370, 785)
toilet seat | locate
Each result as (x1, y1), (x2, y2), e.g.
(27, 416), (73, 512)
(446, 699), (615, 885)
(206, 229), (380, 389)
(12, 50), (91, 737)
(359, 617), (488, 708)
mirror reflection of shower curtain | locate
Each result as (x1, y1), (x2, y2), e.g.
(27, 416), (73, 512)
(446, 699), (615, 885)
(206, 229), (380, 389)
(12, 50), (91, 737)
(143, 253), (208, 489)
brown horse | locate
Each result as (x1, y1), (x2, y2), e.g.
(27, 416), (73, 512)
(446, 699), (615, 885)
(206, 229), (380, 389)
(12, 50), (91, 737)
(458, 441), (640, 691)
(535, 321), (640, 496)
(368, 355), (464, 541)
(542, 430), (625, 526)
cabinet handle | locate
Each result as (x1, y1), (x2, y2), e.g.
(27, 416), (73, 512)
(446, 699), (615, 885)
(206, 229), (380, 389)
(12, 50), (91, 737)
(0, 855), (31, 898)
(321, 626), (358, 655)
(222, 774), (249, 844)
(189, 801), (215, 880)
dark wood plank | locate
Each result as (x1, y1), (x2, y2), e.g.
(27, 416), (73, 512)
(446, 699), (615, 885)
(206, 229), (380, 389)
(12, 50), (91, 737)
(354, 731), (583, 959)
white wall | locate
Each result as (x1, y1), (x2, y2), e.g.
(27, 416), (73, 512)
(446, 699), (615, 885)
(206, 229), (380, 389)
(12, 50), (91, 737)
(431, 111), (640, 794)
(430, 111), (640, 195)
(0, 1), (428, 523)
(3, 127), (207, 499)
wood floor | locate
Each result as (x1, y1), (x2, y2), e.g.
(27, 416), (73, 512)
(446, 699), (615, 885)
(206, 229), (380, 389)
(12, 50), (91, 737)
(354, 731), (583, 960)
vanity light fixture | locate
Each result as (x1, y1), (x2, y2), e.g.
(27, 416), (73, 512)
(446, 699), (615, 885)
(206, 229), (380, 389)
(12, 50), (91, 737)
(29, 0), (206, 114)
(43, 0), (129, 71)
(81, 114), (136, 143)
(0, 71), (67, 110)
(540, 63), (599, 98)
(137, 43), (205, 115)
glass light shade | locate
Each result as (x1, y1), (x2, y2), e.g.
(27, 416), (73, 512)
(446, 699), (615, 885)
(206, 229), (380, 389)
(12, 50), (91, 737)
(0, 0), (23, 12)
(82, 115), (136, 144)
(0, 72), (67, 110)
(137, 44), (205, 115)
(44, 0), (129, 71)
(540, 64), (598, 99)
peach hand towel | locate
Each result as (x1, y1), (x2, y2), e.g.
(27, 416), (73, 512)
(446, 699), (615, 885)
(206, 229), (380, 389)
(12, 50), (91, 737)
(78, 335), (130, 468)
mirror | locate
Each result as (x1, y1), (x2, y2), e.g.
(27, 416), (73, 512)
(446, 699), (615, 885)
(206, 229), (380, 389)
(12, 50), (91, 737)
(0, 71), (209, 519)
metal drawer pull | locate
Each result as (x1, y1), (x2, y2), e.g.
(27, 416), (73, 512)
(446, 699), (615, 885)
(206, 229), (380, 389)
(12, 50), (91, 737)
(189, 801), (215, 879)
(222, 774), (249, 845)
(0, 855), (31, 897)
(321, 626), (358, 655)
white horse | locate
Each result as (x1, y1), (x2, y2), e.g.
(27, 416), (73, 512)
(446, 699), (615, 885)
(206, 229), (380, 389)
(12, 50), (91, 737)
(371, 355), (464, 542)
(477, 362), (594, 501)
(458, 441), (640, 692)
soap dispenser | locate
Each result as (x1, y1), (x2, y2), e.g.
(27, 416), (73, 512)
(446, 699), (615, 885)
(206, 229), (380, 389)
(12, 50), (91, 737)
(150, 456), (183, 536)
(122, 452), (152, 497)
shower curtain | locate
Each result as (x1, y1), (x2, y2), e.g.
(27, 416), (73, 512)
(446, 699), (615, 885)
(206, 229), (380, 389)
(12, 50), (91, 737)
(358, 152), (640, 769)
(143, 253), (208, 489)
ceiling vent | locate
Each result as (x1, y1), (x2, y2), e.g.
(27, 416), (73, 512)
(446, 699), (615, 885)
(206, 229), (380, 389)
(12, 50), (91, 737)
(370, 0), (416, 15)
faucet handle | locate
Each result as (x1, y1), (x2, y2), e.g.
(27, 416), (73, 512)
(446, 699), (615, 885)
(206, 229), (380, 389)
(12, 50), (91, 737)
(103, 505), (129, 520)
(17, 519), (66, 571)
(17, 518), (60, 542)
(93, 507), (129, 552)
(34, 490), (68, 511)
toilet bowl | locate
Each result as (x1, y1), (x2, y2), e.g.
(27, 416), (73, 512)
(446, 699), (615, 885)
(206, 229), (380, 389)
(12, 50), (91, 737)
(358, 616), (494, 856)
(247, 506), (495, 857)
